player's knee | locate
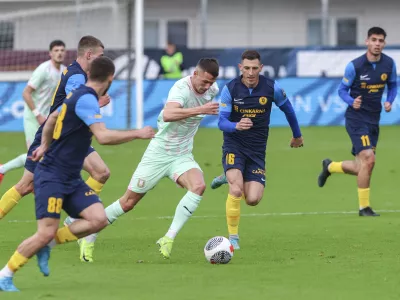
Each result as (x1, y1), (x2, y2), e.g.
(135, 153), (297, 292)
(37, 230), (57, 245)
(15, 179), (34, 196)
(91, 167), (110, 184)
(90, 216), (108, 232)
(244, 196), (261, 206)
(361, 151), (375, 170)
(190, 181), (206, 196)
(229, 185), (243, 198)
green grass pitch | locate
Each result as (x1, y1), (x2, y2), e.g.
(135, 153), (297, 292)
(1, 126), (400, 299)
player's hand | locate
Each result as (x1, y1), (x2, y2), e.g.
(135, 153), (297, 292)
(36, 114), (46, 125)
(136, 126), (155, 139)
(236, 118), (253, 131)
(99, 94), (111, 107)
(290, 136), (304, 148)
(200, 102), (219, 115)
(31, 145), (47, 162)
(352, 96), (362, 110)
(384, 101), (392, 112)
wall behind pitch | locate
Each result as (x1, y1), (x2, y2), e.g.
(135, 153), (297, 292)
(0, 78), (399, 132)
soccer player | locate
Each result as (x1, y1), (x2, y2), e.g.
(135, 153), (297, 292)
(82, 58), (220, 260)
(0, 36), (111, 226)
(0, 40), (66, 181)
(211, 50), (303, 249)
(0, 56), (155, 292)
(318, 27), (397, 217)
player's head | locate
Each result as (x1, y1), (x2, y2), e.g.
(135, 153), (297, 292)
(192, 58), (219, 94)
(239, 50), (263, 88)
(77, 35), (104, 63)
(166, 41), (176, 55)
(366, 27), (386, 57)
(88, 56), (115, 96)
(49, 40), (65, 65)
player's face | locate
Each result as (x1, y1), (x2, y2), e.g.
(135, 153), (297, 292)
(366, 34), (386, 56)
(193, 69), (216, 94)
(49, 46), (65, 64)
(102, 75), (114, 96)
(239, 59), (263, 88)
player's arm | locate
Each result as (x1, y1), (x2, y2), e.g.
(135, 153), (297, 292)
(338, 62), (357, 106)
(31, 109), (59, 161)
(23, 66), (46, 124)
(274, 81), (303, 147)
(162, 84), (218, 122)
(76, 94), (154, 145)
(218, 85), (236, 132)
(386, 61), (398, 104)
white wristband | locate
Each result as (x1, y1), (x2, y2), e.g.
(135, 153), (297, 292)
(32, 108), (40, 117)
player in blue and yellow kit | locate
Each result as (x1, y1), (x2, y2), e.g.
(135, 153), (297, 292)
(318, 27), (397, 217)
(0, 36), (112, 261)
(212, 50), (303, 249)
(0, 57), (154, 292)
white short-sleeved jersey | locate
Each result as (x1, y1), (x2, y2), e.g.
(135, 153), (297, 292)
(148, 76), (219, 156)
(25, 60), (66, 117)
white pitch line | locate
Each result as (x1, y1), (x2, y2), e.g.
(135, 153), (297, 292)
(6, 209), (400, 223)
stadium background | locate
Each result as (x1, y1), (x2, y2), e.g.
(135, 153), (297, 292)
(1, 1), (400, 299)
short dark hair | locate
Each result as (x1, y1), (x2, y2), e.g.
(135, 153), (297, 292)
(241, 50), (261, 61)
(368, 27), (387, 38)
(197, 58), (219, 78)
(49, 40), (65, 51)
(89, 56), (115, 82)
(78, 35), (104, 56)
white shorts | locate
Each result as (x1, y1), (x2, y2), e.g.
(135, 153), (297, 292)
(129, 148), (202, 194)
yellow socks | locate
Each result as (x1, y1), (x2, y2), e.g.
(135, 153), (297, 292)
(328, 161), (344, 173)
(55, 226), (78, 244)
(226, 194), (242, 236)
(0, 186), (22, 219)
(358, 188), (370, 209)
(7, 251), (29, 273)
(85, 177), (104, 195)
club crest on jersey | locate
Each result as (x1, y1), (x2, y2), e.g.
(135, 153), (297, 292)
(234, 105), (239, 112)
(381, 73), (388, 81)
(137, 179), (146, 188)
(259, 97), (267, 105)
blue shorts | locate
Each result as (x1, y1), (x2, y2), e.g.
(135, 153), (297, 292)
(222, 148), (266, 186)
(25, 134), (96, 174)
(345, 119), (379, 156)
(34, 166), (100, 220)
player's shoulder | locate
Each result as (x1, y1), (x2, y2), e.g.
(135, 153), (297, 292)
(259, 75), (275, 88)
(351, 54), (368, 68)
(66, 61), (85, 76)
(34, 60), (52, 72)
(381, 53), (395, 65)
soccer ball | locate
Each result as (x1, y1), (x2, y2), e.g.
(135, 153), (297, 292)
(204, 236), (234, 264)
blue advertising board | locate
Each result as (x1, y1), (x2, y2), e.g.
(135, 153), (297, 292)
(0, 78), (399, 132)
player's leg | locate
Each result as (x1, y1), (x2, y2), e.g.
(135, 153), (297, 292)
(318, 120), (368, 187)
(242, 154), (266, 206)
(0, 217), (60, 291)
(157, 156), (205, 259)
(356, 123), (379, 216)
(0, 169), (34, 219)
(82, 152), (167, 262)
(82, 147), (110, 195)
(223, 151), (246, 249)
(0, 115), (36, 184)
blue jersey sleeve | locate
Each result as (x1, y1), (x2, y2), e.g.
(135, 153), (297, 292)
(75, 94), (103, 126)
(342, 62), (356, 87)
(65, 74), (86, 94)
(219, 85), (232, 113)
(273, 80), (288, 107)
(389, 61), (397, 83)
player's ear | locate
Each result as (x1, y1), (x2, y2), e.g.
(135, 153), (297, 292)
(259, 64), (264, 70)
(238, 63), (242, 71)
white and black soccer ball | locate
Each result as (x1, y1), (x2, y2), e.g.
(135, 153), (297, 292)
(204, 236), (234, 264)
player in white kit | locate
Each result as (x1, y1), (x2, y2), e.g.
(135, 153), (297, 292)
(0, 40), (66, 184)
(81, 58), (220, 260)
